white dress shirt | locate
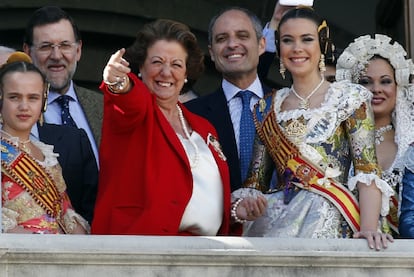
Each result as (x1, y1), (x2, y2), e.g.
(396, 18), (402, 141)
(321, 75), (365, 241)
(222, 77), (264, 156)
(178, 131), (223, 235)
(43, 81), (99, 167)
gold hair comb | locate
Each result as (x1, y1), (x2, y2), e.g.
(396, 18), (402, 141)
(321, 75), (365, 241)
(6, 51), (33, 64)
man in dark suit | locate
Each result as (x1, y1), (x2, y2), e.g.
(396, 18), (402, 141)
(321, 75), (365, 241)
(23, 6), (102, 166)
(186, 7), (272, 192)
(37, 123), (98, 223)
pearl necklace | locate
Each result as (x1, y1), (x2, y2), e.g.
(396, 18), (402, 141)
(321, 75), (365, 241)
(375, 124), (393, 145)
(291, 77), (325, 110)
(176, 105), (199, 168)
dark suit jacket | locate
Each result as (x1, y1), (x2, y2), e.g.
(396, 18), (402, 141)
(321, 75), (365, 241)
(38, 123), (99, 223)
(74, 84), (103, 146)
(185, 85), (272, 192)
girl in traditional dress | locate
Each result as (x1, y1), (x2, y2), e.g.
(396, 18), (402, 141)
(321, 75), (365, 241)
(0, 52), (89, 234)
(232, 7), (394, 250)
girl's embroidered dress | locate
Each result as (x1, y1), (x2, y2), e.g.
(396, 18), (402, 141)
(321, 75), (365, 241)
(2, 137), (90, 234)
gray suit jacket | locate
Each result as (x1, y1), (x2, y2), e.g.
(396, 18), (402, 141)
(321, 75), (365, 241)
(74, 84), (103, 146)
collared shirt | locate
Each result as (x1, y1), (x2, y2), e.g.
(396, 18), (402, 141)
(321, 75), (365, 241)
(262, 22), (277, 53)
(42, 81), (99, 167)
(30, 124), (40, 141)
(222, 76), (264, 155)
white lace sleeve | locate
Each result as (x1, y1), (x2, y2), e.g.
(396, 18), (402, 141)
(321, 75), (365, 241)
(347, 172), (394, 216)
(231, 188), (265, 202)
(63, 209), (91, 234)
(2, 207), (19, 232)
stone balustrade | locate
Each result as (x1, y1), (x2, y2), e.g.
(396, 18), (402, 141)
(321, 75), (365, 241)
(1, 234), (414, 276)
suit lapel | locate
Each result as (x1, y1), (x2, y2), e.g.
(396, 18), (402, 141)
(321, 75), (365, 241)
(204, 90), (241, 190)
(74, 85), (103, 145)
(37, 123), (68, 168)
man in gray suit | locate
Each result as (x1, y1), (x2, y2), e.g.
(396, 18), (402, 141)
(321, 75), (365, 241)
(23, 6), (102, 166)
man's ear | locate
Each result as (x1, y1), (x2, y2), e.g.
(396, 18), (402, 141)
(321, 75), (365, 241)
(23, 43), (31, 55)
(208, 45), (215, 62)
(75, 40), (83, 62)
(258, 37), (266, 56)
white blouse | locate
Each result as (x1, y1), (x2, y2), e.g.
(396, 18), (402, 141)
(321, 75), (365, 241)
(177, 131), (223, 235)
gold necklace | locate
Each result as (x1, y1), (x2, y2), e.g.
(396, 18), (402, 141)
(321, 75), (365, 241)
(20, 139), (32, 154)
(0, 129), (32, 154)
(291, 77), (324, 110)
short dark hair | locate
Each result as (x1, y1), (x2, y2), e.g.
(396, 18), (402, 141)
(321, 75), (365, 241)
(124, 19), (204, 92)
(24, 6), (81, 46)
(207, 7), (263, 45)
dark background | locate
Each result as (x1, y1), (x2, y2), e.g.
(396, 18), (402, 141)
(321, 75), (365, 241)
(0, 0), (407, 95)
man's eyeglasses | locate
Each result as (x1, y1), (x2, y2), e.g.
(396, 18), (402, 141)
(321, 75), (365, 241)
(32, 42), (78, 55)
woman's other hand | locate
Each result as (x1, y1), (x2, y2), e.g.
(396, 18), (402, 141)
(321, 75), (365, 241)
(236, 195), (267, 221)
(353, 230), (394, 251)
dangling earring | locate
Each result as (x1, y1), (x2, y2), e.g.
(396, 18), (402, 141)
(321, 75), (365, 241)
(39, 113), (44, 126)
(138, 72), (142, 78)
(279, 60), (286, 79)
(319, 54), (326, 73)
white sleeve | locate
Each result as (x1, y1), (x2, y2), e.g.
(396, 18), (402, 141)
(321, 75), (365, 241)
(262, 22), (277, 53)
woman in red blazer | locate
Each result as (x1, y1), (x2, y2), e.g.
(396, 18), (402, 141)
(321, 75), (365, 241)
(91, 19), (266, 235)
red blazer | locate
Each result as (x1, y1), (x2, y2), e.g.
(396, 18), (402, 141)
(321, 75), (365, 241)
(91, 73), (231, 235)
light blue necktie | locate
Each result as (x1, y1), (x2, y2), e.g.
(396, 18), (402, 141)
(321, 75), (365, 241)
(56, 95), (77, 127)
(238, 90), (255, 181)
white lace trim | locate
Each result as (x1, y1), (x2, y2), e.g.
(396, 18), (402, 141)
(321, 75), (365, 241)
(2, 207), (19, 232)
(393, 86), (414, 170)
(335, 34), (414, 172)
(231, 188), (265, 203)
(336, 34), (414, 86)
(312, 201), (340, 238)
(31, 140), (60, 167)
(274, 80), (372, 143)
(347, 172), (394, 216)
(63, 208), (91, 234)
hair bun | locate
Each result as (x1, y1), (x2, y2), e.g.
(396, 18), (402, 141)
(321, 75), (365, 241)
(6, 51), (32, 64)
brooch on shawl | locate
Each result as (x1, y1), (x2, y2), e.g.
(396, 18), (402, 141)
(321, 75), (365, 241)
(258, 98), (267, 115)
(207, 133), (227, 161)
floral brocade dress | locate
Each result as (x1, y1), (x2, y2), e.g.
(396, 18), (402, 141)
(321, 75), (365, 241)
(1, 138), (90, 234)
(233, 80), (394, 238)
